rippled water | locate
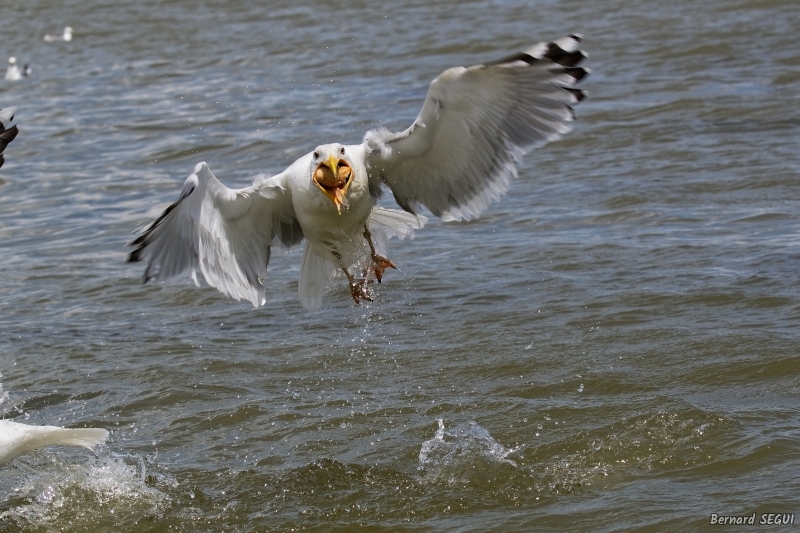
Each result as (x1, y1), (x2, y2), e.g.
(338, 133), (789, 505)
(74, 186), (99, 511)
(1, 0), (799, 531)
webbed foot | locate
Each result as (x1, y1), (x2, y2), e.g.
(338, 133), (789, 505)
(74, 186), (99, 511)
(349, 278), (374, 304)
(371, 255), (396, 283)
(363, 226), (396, 283)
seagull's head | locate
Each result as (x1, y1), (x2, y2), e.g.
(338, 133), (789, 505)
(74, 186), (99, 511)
(63, 27), (73, 41)
(8, 57), (16, 66)
(310, 144), (354, 214)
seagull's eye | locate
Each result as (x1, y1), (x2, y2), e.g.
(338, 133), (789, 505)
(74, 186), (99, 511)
(313, 151), (320, 159)
(340, 147), (346, 155)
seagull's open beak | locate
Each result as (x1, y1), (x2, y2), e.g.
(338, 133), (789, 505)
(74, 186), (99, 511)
(313, 154), (353, 214)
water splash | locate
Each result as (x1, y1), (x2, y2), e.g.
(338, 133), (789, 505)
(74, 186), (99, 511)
(0, 373), (9, 407)
(418, 419), (521, 483)
(0, 451), (172, 531)
(0, 372), (21, 419)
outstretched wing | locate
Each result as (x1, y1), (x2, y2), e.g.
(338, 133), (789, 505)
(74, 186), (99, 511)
(128, 162), (303, 307)
(0, 107), (19, 169)
(363, 34), (588, 222)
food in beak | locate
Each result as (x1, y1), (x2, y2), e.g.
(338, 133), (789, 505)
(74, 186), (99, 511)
(314, 164), (351, 189)
(313, 157), (353, 214)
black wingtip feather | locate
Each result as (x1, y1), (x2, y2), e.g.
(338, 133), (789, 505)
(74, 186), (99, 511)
(485, 35), (587, 69)
(566, 88), (587, 102)
(128, 200), (181, 248)
(0, 125), (19, 168)
(490, 51), (537, 66)
(564, 66), (590, 82)
(127, 248), (142, 263)
(0, 125), (18, 143)
(545, 48), (587, 68)
(127, 185), (192, 270)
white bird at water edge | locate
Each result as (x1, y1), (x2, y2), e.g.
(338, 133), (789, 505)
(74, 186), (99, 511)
(128, 34), (589, 309)
(44, 26), (72, 42)
(5, 57), (21, 81)
(5, 58), (31, 81)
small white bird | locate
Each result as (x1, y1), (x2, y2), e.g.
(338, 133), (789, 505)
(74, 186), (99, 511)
(0, 420), (108, 466)
(0, 107), (18, 168)
(129, 35), (589, 308)
(4, 57), (21, 81)
(44, 26), (72, 42)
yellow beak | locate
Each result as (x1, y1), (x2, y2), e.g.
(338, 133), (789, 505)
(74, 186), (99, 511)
(327, 154), (339, 177)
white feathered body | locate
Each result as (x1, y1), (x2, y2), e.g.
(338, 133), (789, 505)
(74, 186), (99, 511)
(0, 420), (108, 466)
(5, 58), (20, 82)
(290, 144), (374, 266)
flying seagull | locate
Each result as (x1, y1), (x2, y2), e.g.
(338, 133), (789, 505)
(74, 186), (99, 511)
(0, 107), (18, 168)
(129, 34), (589, 308)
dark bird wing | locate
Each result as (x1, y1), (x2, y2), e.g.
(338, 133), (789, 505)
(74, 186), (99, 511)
(0, 107), (19, 168)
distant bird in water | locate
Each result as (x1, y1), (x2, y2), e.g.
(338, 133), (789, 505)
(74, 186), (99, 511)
(0, 107), (18, 168)
(44, 26), (72, 42)
(4, 58), (30, 81)
(4, 57), (20, 81)
(0, 420), (108, 466)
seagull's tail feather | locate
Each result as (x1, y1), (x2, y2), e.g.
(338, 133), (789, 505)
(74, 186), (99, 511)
(298, 243), (338, 309)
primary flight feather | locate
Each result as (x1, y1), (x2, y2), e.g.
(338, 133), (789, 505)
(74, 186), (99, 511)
(128, 34), (589, 308)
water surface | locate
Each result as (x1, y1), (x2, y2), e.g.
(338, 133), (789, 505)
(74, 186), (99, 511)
(1, 0), (799, 531)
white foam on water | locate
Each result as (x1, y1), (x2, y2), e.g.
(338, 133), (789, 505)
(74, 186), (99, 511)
(0, 451), (172, 530)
